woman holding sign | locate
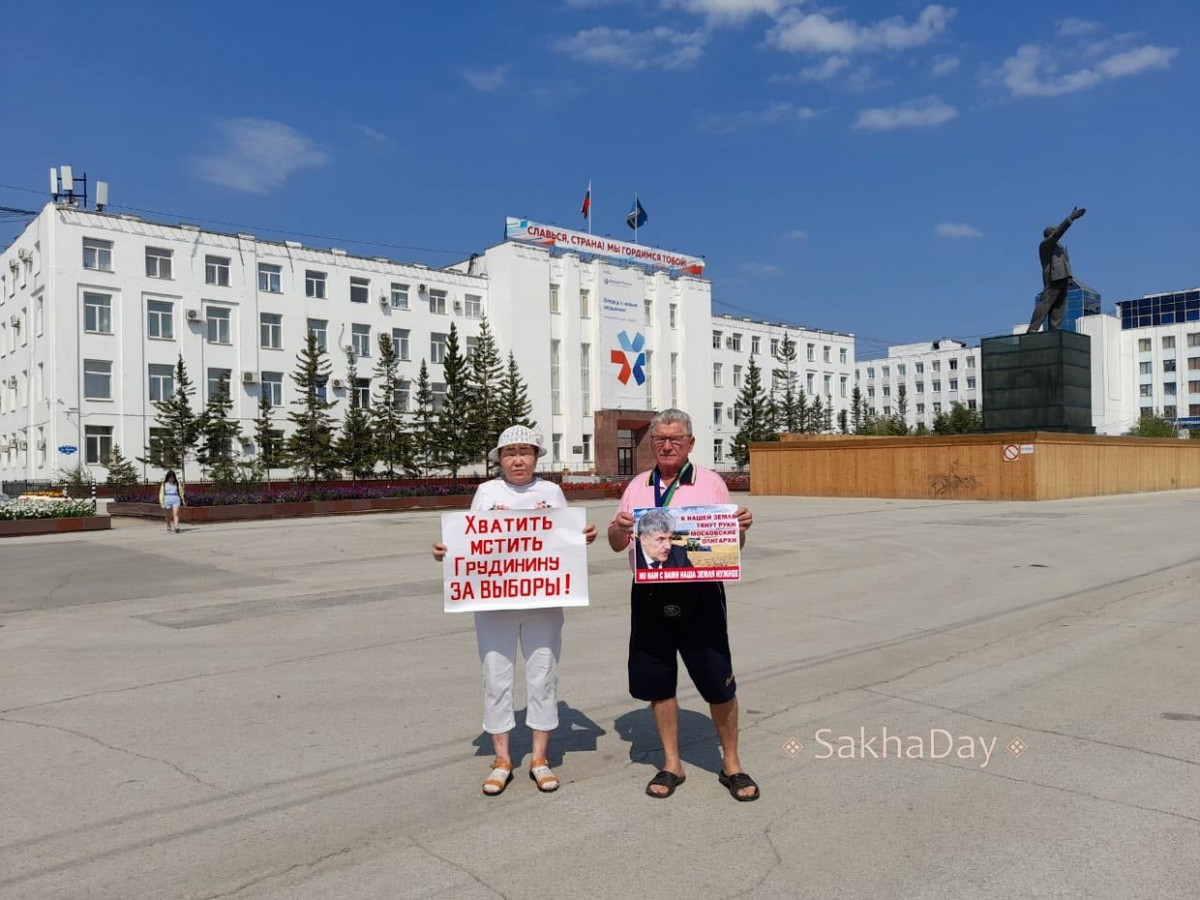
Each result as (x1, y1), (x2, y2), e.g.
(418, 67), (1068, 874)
(432, 425), (597, 796)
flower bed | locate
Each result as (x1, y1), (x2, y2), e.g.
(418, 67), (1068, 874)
(0, 498), (109, 538)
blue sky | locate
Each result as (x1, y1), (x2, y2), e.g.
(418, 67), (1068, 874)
(1, 0), (1196, 357)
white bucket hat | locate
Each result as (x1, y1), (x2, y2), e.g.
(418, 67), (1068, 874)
(487, 425), (548, 463)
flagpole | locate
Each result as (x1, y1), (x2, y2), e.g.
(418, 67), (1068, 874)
(634, 191), (638, 246)
(588, 180), (592, 235)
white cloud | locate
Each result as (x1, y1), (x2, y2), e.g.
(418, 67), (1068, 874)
(194, 118), (328, 194)
(698, 101), (818, 132)
(557, 26), (707, 70)
(853, 95), (957, 131)
(463, 65), (510, 92)
(351, 124), (397, 150)
(671, 0), (791, 22)
(1002, 41), (1177, 97)
(768, 4), (955, 55)
(800, 54), (850, 80)
(931, 54), (960, 76)
(1056, 18), (1099, 38)
(783, 229), (808, 240)
(934, 222), (982, 238)
(740, 261), (782, 275)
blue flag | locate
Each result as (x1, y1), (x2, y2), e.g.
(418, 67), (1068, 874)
(626, 197), (647, 230)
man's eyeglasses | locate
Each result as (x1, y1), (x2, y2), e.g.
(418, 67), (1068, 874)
(651, 435), (690, 447)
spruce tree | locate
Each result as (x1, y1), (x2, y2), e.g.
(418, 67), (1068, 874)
(198, 375), (242, 484)
(253, 394), (285, 485)
(497, 351), (534, 429)
(851, 386), (865, 433)
(466, 318), (504, 465)
(438, 323), (473, 477)
(729, 356), (779, 468)
(144, 355), (202, 479)
(411, 360), (441, 477)
(772, 337), (802, 432)
(336, 354), (378, 480)
(371, 332), (412, 478)
(809, 395), (825, 434)
(104, 444), (140, 487)
(287, 329), (338, 482)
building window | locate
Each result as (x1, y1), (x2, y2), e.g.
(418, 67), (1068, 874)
(867, 367), (875, 380)
(713, 331), (722, 350)
(714, 402), (723, 424)
(752, 336), (761, 355)
(550, 284), (561, 314)
(352, 378), (371, 409)
(84, 359), (112, 400)
(733, 365), (743, 388)
(932, 360), (941, 372)
(670, 353), (678, 407)
(730, 333), (742, 352)
(949, 358), (959, 371)
(85, 425), (113, 464)
(83, 291), (112, 334)
(393, 379), (411, 411)
(465, 336), (478, 359)
(807, 372), (815, 393)
(147, 299), (174, 340)
(966, 377), (976, 389)
(389, 282), (409, 309)
(580, 289), (590, 319)
(1164, 405), (1177, 418)
(1164, 358), (1177, 373)
(669, 303), (677, 329)
(713, 363), (723, 387)
(840, 347), (848, 364)
(770, 338), (779, 356)
(550, 339), (561, 414)
(840, 375), (848, 397)
(932, 380), (941, 392)
(867, 386), (876, 398)
(1164, 382), (1177, 396)
(464, 293), (482, 318)
(967, 356), (976, 368)
(429, 289), (447, 315)
(580, 343), (591, 416)
(1188, 333), (1200, 348)
(1138, 338), (1152, 352)
(552, 433), (562, 462)
(261, 372), (284, 407)
(1139, 361), (1153, 375)
(644, 299), (653, 325)
(257, 312), (282, 349)
(807, 343), (815, 362)
(714, 440), (724, 463)
(823, 346), (831, 363)
(306, 270), (327, 299)
(933, 402), (942, 414)
(258, 263), (281, 293)
(430, 332), (447, 364)
(1191, 404), (1200, 416)
(916, 362), (924, 374)
(1140, 384), (1153, 397)
(207, 368), (232, 400)
(431, 382), (446, 412)
(1163, 335), (1176, 350)
(393, 328), (410, 361)
(882, 384), (890, 397)
(644, 350), (653, 409)
(949, 379), (958, 391)
(307, 318), (328, 351)
(206, 306), (231, 344)
(205, 255), (230, 286)
(352, 324), (371, 358)
(350, 276), (370, 304)
(148, 363), (174, 402)
(83, 238), (113, 272)
(917, 403), (925, 414)
(582, 434), (592, 463)
(1190, 358), (1200, 372)
(732, 406), (742, 426)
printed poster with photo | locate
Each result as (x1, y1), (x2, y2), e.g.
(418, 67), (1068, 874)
(632, 504), (741, 584)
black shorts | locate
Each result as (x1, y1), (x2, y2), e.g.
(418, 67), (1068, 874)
(628, 581), (737, 705)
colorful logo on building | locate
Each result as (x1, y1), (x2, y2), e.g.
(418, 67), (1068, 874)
(611, 331), (646, 385)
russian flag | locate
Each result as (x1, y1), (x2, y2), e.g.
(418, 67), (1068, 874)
(580, 183), (591, 220)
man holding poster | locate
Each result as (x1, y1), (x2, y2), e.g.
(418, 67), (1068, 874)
(607, 409), (759, 801)
(433, 425), (597, 797)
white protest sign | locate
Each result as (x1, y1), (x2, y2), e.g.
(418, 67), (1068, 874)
(441, 507), (589, 612)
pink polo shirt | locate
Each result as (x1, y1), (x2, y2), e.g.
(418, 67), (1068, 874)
(610, 461), (732, 571)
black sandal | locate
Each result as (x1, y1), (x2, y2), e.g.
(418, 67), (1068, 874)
(645, 770), (686, 798)
(718, 769), (760, 802)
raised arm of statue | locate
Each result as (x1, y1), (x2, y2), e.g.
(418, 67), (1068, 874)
(1044, 207), (1086, 247)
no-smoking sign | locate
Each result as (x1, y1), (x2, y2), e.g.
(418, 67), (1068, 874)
(1003, 444), (1020, 462)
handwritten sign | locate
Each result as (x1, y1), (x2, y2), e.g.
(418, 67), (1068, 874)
(441, 508), (589, 612)
(632, 504), (741, 584)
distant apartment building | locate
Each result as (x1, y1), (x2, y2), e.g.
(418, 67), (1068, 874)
(854, 339), (981, 430)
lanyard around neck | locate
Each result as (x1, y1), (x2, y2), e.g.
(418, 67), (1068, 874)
(653, 462), (691, 508)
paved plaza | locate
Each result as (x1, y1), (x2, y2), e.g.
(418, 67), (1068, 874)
(1, 491), (1198, 899)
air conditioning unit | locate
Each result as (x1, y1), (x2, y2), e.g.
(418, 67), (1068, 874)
(418, 283), (427, 294)
(36, 437), (46, 450)
(186, 309), (202, 321)
(242, 371), (258, 384)
(379, 293), (390, 306)
(10, 315), (20, 327)
(331, 377), (346, 390)
(17, 249), (32, 262)
(6, 376), (16, 388)
(453, 300), (462, 313)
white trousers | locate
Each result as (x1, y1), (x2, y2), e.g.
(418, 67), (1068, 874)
(475, 608), (564, 734)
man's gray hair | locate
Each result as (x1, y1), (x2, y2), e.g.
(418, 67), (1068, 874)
(649, 408), (693, 437)
(637, 508), (676, 536)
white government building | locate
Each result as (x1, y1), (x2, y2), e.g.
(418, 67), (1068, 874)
(854, 339), (982, 431)
(0, 200), (857, 483)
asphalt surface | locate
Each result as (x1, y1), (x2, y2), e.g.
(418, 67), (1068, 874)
(1, 491), (1198, 899)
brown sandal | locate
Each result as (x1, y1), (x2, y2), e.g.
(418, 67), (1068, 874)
(482, 759), (514, 796)
(528, 758), (560, 793)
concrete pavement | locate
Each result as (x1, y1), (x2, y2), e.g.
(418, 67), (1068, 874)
(1, 492), (1198, 899)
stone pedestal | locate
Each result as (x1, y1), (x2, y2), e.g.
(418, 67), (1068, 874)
(981, 331), (1093, 433)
